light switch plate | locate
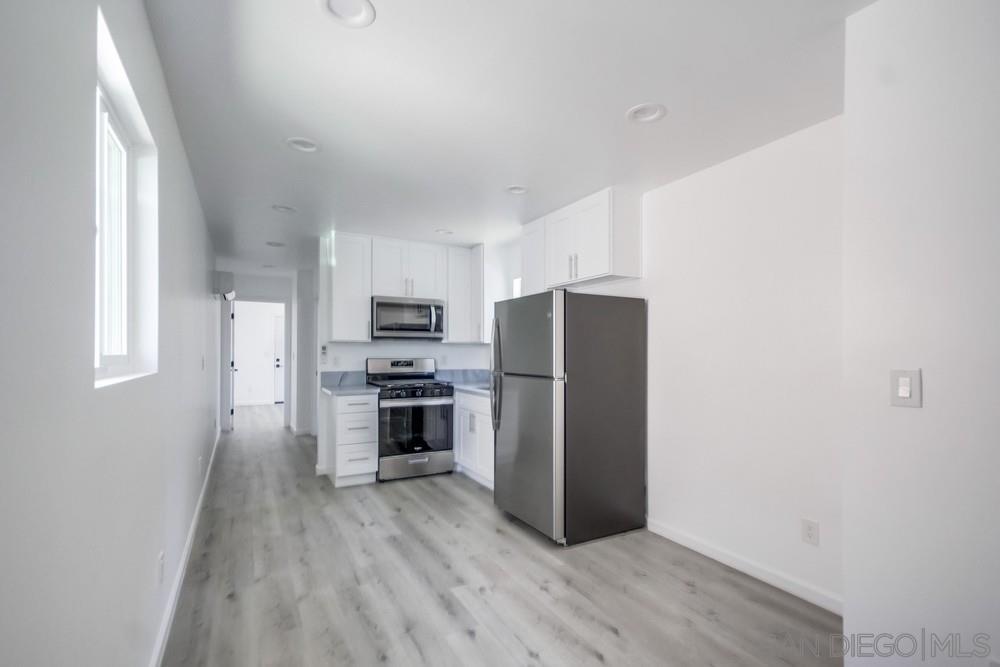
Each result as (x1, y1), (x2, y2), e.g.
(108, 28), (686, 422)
(890, 369), (922, 407)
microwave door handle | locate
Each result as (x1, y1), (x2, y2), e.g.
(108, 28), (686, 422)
(430, 304), (437, 334)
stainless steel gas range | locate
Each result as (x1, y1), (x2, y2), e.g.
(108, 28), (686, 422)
(366, 358), (454, 481)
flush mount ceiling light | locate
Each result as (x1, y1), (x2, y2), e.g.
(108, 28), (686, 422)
(262, 264), (275, 269)
(265, 241), (286, 248)
(272, 204), (297, 214)
(323, 0), (376, 28)
(286, 137), (319, 153)
(435, 228), (454, 235)
(626, 102), (668, 124)
(506, 185), (528, 195)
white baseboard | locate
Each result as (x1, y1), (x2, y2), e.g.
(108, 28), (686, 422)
(148, 431), (221, 667)
(646, 518), (842, 616)
(455, 464), (494, 490)
(292, 427), (313, 436)
(315, 465), (333, 476)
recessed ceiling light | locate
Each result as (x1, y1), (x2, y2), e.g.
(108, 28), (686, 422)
(435, 228), (454, 235)
(265, 241), (286, 248)
(272, 204), (297, 214)
(323, 0), (376, 28)
(506, 185), (527, 195)
(626, 103), (667, 124)
(286, 137), (319, 153)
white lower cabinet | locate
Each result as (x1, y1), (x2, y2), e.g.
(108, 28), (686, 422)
(318, 390), (379, 487)
(336, 442), (378, 477)
(455, 391), (493, 488)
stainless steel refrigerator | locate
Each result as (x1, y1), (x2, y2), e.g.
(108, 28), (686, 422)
(490, 289), (647, 545)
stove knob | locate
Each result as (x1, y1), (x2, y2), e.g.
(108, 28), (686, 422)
(415, 389), (423, 397)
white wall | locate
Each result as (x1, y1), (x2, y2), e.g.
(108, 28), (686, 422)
(293, 268), (317, 434)
(842, 0), (1000, 660)
(584, 117), (845, 612)
(0, 1), (218, 665)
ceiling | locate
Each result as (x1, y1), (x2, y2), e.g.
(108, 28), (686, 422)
(145, 0), (871, 268)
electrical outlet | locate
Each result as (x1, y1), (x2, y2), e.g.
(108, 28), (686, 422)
(157, 551), (165, 585)
(802, 519), (820, 546)
(440, 354), (448, 366)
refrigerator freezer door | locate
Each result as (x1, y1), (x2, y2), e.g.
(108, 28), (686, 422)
(493, 291), (564, 379)
(493, 374), (565, 542)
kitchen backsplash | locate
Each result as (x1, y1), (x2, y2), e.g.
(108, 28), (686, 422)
(319, 340), (489, 372)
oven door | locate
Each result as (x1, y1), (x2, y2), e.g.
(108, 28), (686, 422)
(378, 397), (453, 457)
(372, 297), (445, 339)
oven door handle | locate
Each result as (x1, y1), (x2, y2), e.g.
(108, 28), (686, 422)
(379, 397), (454, 408)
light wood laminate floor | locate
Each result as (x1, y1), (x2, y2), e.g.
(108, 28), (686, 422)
(163, 406), (841, 666)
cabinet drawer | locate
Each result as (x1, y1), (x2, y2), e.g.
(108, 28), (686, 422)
(336, 412), (378, 444)
(335, 394), (378, 414)
(336, 442), (378, 476)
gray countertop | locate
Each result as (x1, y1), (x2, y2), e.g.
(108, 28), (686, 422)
(452, 383), (491, 398)
(320, 384), (380, 397)
(319, 371), (379, 397)
(320, 368), (491, 398)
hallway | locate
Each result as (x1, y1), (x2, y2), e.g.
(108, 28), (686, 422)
(163, 407), (840, 666)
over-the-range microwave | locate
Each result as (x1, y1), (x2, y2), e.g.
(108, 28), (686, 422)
(371, 296), (445, 340)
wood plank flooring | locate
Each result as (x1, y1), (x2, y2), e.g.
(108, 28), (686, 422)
(163, 405), (842, 666)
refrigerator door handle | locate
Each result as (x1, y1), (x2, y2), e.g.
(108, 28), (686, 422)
(491, 372), (502, 431)
(490, 317), (501, 371)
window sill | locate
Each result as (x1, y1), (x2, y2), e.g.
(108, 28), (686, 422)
(94, 371), (156, 389)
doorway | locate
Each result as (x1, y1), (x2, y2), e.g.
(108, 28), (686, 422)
(233, 301), (286, 409)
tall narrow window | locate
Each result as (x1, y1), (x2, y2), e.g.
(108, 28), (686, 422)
(95, 87), (129, 370)
(94, 7), (158, 388)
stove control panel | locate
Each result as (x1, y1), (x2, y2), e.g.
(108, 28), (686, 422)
(380, 384), (454, 400)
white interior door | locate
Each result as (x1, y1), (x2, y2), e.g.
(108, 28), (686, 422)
(273, 314), (285, 404)
(233, 301), (285, 407)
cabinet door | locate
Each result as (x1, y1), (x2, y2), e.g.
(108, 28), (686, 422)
(474, 410), (494, 482)
(456, 408), (476, 470)
(330, 233), (372, 342)
(372, 237), (408, 296)
(521, 218), (546, 296)
(544, 206), (575, 287)
(446, 246), (472, 342)
(571, 189), (611, 281)
(408, 242), (447, 299)
(471, 245), (485, 342)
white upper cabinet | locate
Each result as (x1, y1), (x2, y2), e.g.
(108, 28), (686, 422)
(446, 246), (485, 343)
(372, 237), (446, 299)
(520, 218), (546, 296)
(371, 237), (408, 297)
(329, 232), (372, 342)
(543, 187), (641, 288)
(407, 242), (447, 299)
